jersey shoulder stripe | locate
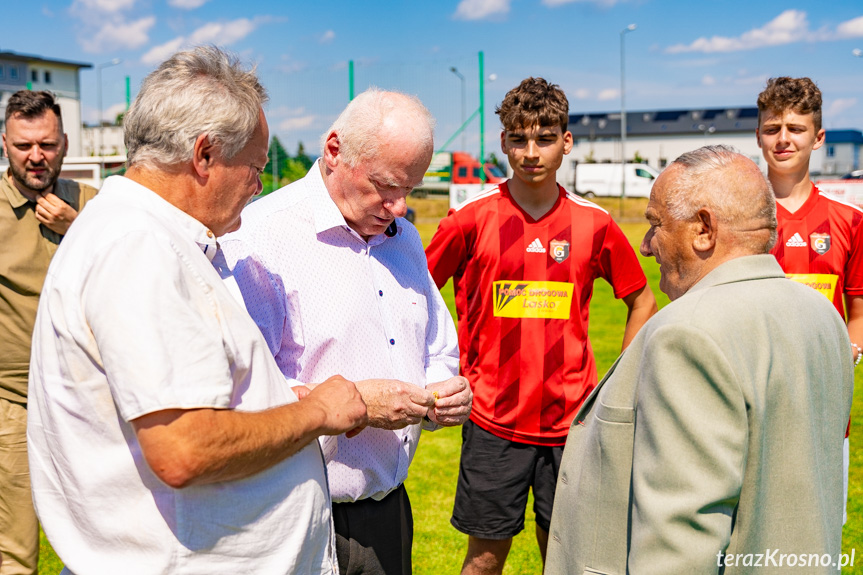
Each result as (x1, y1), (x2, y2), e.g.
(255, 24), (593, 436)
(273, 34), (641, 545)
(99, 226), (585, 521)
(817, 191), (863, 215)
(454, 185), (502, 211)
(563, 189), (609, 215)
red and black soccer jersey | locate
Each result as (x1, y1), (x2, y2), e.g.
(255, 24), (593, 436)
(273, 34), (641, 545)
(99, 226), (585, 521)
(426, 182), (647, 446)
(771, 183), (863, 320)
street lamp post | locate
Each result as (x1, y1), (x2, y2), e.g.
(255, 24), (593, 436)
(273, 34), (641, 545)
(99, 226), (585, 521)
(620, 23), (636, 217)
(450, 66), (466, 151)
(97, 58), (121, 178)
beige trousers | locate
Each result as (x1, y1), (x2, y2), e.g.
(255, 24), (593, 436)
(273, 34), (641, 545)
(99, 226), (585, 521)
(0, 398), (38, 575)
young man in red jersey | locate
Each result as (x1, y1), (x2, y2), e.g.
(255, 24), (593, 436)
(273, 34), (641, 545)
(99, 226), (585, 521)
(426, 77), (657, 575)
(757, 76), (863, 522)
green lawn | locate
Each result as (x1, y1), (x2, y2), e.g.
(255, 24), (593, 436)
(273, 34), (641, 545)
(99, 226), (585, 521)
(39, 197), (863, 573)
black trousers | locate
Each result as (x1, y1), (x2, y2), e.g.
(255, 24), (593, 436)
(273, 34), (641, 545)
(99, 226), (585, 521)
(332, 484), (413, 575)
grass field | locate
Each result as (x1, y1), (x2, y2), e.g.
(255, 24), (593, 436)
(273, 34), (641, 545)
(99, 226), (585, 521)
(38, 195), (863, 574)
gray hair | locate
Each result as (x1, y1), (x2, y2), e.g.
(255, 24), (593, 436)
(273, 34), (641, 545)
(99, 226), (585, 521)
(666, 145), (778, 251)
(320, 87), (435, 167)
(124, 45), (268, 169)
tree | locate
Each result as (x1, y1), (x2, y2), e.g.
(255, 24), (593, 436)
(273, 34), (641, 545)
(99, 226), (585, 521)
(265, 136), (289, 179)
(295, 141), (313, 171)
(487, 152), (504, 170)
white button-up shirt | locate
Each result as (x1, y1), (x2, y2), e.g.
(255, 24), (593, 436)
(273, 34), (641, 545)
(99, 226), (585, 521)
(221, 162), (459, 502)
(28, 176), (336, 574)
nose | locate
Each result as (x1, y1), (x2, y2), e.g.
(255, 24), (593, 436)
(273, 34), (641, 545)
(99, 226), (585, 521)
(777, 126), (791, 144)
(28, 145), (45, 164)
(640, 229), (654, 257)
(525, 140), (539, 158)
(386, 196), (408, 218)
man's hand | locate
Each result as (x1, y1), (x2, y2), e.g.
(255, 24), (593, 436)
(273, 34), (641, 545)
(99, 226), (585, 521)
(35, 192), (79, 235)
(302, 375), (368, 438)
(354, 379), (436, 430)
(425, 376), (472, 426)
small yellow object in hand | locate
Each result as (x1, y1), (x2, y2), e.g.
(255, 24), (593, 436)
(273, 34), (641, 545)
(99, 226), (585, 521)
(432, 391), (440, 402)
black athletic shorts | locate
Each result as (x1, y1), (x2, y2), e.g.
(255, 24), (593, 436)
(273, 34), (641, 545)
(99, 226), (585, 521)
(450, 419), (564, 540)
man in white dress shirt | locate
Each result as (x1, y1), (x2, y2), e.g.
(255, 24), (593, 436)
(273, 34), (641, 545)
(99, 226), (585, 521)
(222, 88), (473, 574)
(27, 46), (367, 574)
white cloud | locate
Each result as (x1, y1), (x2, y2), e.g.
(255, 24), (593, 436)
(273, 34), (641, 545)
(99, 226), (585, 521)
(666, 9), (809, 54)
(573, 88), (591, 99)
(190, 18), (257, 44)
(80, 16), (155, 53)
(597, 88), (619, 101)
(140, 37), (185, 65)
(141, 18), (261, 65)
(269, 106), (307, 117)
(542, 0), (620, 6)
(72, 0), (135, 13)
(837, 16), (863, 38)
(102, 102), (128, 124)
(702, 75), (716, 86)
(280, 115), (317, 131)
(168, 0), (210, 8)
(825, 98), (857, 119)
(453, 0), (510, 21)
(319, 30), (336, 44)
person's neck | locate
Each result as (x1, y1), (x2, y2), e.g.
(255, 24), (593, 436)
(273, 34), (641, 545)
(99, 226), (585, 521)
(11, 177), (52, 203)
(507, 176), (559, 221)
(769, 167), (812, 214)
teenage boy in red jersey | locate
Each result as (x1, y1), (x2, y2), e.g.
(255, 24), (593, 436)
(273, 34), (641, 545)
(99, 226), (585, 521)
(757, 76), (863, 522)
(426, 77), (657, 575)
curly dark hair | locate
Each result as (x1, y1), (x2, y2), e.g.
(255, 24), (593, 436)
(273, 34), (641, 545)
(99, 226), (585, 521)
(496, 77), (569, 133)
(757, 77), (822, 132)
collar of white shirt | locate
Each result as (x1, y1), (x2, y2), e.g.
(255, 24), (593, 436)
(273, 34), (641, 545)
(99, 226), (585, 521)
(305, 160), (391, 247)
(104, 175), (220, 261)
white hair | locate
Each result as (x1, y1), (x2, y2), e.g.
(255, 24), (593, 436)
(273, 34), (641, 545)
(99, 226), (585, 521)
(320, 87), (435, 167)
(666, 145), (777, 251)
(124, 45), (268, 169)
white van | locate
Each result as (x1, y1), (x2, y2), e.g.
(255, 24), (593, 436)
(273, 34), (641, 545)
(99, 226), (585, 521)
(573, 163), (660, 199)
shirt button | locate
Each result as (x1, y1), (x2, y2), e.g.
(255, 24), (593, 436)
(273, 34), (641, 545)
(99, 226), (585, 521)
(389, 339), (395, 345)
(379, 290), (383, 296)
(206, 230), (214, 238)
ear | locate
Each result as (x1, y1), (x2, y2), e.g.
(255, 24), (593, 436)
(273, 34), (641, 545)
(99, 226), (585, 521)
(813, 128), (826, 151)
(192, 133), (215, 178)
(322, 131), (340, 170)
(755, 128), (762, 149)
(562, 130), (574, 155)
(1, 133), (6, 157)
(63, 133), (69, 155)
(500, 130), (507, 155)
(692, 208), (717, 253)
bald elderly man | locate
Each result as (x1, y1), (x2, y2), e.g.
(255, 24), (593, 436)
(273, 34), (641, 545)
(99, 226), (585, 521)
(546, 145), (853, 575)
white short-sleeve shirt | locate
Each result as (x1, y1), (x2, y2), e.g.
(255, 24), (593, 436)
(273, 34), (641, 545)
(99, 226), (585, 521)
(27, 176), (336, 575)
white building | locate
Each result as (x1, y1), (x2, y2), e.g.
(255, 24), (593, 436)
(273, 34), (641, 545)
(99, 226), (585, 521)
(560, 106), (862, 190)
(0, 51), (92, 157)
(82, 124), (125, 157)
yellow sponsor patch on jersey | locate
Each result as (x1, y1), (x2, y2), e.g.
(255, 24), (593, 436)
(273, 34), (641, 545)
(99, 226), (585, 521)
(786, 273), (838, 301)
(492, 280), (573, 319)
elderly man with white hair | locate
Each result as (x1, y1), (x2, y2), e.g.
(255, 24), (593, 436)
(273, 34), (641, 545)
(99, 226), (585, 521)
(27, 46), (368, 574)
(222, 89), (473, 575)
(545, 145), (853, 575)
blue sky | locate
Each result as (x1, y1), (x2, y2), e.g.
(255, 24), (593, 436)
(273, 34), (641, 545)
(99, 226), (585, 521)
(6, 0), (863, 157)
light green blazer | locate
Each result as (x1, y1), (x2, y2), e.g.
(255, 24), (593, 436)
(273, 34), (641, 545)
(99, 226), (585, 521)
(546, 254), (853, 575)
